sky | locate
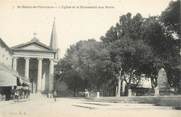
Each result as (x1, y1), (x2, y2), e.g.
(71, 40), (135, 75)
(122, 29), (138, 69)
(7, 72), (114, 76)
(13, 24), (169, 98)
(0, 0), (172, 57)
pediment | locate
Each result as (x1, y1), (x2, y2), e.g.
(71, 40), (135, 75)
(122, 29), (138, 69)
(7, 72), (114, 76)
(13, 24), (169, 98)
(19, 43), (50, 51)
(12, 42), (51, 51)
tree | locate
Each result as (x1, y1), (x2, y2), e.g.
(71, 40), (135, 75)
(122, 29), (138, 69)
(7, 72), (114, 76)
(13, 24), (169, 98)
(101, 13), (153, 96)
(56, 39), (116, 95)
(160, 0), (181, 90)
(55, 58), (85, 96)
(142, 16), (181, 90)
(56, 2), (181, 96)
(101, 12), (180, 95)
(161, 0), (181, 38)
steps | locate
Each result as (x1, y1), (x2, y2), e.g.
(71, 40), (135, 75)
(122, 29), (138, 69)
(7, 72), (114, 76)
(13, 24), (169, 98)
(73, 101), (172, 110)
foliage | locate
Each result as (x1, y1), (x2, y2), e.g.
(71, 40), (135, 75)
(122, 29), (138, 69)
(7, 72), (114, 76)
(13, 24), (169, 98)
(161, 0), (181, 38)
(55, 1), (181, 96)
(56, 39), (117, 95)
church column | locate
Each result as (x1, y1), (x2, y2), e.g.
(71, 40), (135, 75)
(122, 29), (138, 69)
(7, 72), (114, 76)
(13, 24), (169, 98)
(25, 57), (30, 79)
(13, 57), (17, 71)
(49, 59), (54, 93)
(37, 58), (43, 92)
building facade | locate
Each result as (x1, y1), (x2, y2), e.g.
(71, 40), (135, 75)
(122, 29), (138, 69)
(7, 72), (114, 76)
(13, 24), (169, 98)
(0, 39), (13, 69)
(11, 20), (59, 94)
(0, 38), (17, 100)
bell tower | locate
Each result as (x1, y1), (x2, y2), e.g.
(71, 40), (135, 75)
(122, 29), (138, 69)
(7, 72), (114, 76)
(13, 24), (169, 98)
(50, 17), (60, 59)
(50, 17), (57, 50)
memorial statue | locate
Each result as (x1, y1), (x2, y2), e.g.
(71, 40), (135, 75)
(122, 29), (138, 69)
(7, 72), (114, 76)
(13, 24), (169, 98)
(155, 68), (170, 96)
(157, 68), (169, 89)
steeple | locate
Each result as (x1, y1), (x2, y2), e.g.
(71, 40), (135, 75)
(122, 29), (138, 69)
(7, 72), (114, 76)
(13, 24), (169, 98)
(50, 17), (57, 50)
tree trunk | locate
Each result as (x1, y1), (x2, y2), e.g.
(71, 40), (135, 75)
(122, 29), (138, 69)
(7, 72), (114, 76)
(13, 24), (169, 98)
(73, 86), (76, 97)
(116, 77), (121, 97)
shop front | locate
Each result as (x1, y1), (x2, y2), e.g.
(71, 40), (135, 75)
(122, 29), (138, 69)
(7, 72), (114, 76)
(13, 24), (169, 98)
(0, 64), (30, 100)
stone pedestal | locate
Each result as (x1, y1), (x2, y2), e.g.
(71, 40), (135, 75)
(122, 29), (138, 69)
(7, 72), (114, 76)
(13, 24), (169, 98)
(128, 89), (132, 97)
(96, 92), (100, 98)
(154, 87), (159, 96)
(85, 92), (89, 98)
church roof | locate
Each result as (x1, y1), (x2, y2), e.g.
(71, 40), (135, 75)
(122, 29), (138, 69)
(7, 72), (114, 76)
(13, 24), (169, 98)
(0, 38), (12, 54)
(11, 37), (56, 53)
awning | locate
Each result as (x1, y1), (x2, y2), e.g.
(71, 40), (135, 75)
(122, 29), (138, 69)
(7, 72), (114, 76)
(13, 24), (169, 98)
(0, 70), (17, 86)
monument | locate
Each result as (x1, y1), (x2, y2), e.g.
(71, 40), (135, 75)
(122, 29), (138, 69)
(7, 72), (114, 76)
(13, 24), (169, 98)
(155, 68), (170, 96)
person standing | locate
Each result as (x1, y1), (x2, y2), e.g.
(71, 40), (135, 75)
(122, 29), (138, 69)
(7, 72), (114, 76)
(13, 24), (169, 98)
(15, 90), (19, 102)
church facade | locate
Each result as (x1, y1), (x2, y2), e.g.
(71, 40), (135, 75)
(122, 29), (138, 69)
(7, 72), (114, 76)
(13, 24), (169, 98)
(11, 20), (59, 94)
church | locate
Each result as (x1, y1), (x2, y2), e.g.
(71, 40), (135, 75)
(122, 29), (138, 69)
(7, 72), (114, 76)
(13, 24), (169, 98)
(11, 19), (59, 94)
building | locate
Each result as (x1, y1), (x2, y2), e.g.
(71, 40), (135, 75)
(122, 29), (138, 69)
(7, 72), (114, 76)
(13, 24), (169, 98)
(0, 39), (13, 68)
(0, 38), (17, 100)
(0, 19), (59, 97)
(11, 19), (59, 94)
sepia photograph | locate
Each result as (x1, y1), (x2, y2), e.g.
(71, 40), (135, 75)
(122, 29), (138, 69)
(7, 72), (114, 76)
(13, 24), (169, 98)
(0, 0), (180, 117)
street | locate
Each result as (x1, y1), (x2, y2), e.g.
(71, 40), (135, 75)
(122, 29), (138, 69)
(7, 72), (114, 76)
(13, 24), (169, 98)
(0, 94), (180, 117)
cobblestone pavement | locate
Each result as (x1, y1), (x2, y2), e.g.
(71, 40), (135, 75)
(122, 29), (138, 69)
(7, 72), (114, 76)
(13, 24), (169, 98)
(0, 94), (180, 117)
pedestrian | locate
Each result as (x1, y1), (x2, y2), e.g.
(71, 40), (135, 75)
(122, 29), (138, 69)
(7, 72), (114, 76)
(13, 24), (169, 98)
(53, 90), (57, 102)
(15, 90), (19, 102)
